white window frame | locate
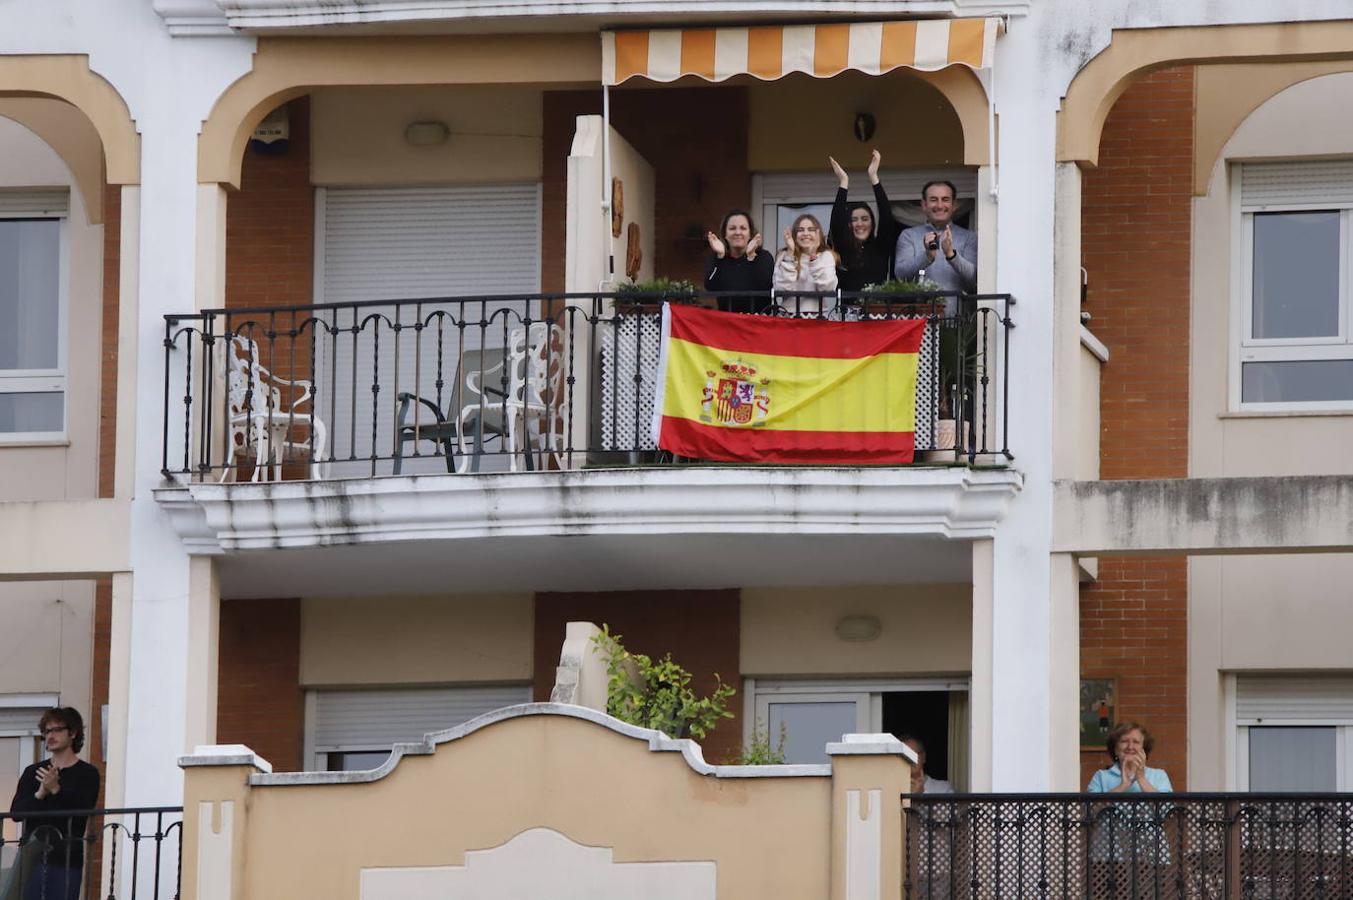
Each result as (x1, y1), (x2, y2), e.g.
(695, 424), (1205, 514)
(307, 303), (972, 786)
(1228, 674), (1353, 790)
(743, 677), (969, 749)
(1229, 165), (1353, 412)
(0, 207), (69, 443)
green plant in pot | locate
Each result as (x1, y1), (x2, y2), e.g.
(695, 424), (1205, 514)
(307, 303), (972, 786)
(615, 277), (698, 312)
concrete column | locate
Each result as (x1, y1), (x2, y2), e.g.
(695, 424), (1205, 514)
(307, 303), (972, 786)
(1049, 552), (1081, 790)
(123, 107), (220, 811)
(969, 539), (994, 792)
(184, 557), (221, 750)
(179, 746), (272, 900)
(985, 26), (1062, 791)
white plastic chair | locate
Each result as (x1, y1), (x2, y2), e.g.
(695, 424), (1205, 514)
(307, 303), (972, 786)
(455, 322), (567, 472)
(222, 335), (328, 481)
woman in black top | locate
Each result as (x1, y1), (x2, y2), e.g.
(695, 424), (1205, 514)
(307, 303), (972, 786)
(704, 209), (773, 314)
(828, 151), (902, 292)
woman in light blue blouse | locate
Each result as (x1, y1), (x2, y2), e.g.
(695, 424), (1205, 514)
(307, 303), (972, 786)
(1087, 722), (1173, 793)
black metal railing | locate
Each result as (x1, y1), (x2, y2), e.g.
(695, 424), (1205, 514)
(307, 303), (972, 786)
(904, 793), (1353, 899)
(161, 290), (1014, 482)
(0, 806), (182, 899)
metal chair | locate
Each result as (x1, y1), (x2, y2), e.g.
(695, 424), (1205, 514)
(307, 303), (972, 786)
(394, 344), (506, 474)
(222, 335), (328, 482)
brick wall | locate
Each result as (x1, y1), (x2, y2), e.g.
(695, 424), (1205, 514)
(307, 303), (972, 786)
(216, 597), (305, 772)
(542, 88), (750, 292)
(533, 590), (742, 764)
(1079, 67), (1194, 789)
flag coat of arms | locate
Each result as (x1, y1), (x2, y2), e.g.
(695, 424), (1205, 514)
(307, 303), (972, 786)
(651, 305), (926, 464)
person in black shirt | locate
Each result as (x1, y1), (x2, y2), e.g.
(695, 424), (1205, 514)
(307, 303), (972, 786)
(8, 707), (101, 900)
(828, 151), (902, 293)
(704, 209), (773, 314)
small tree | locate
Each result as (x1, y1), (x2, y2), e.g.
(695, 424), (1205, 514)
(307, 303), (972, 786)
(591, 625), (735, 740)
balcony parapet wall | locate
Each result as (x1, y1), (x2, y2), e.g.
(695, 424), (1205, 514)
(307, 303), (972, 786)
(177, 704), (914, 900)
(1054, 475), (1353, 555)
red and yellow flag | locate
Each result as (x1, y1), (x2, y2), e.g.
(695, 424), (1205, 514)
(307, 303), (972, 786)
(652, 305), (926, 464)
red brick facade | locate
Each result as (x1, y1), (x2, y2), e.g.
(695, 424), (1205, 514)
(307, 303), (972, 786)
(1079, 67), (1194, 789)
(216, 598), (305, 772)
(542, 88), (750, 291)
(533, 590), (742, 764)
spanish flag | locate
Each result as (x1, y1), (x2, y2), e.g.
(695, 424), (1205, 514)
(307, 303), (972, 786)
(651, 305), (926, 464)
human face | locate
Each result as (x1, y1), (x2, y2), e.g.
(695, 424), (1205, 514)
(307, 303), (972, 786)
(849, 208), (874, 242)
(1114, 728), (1146, 764)
(921, 184), (955, 228)
(723, 215), (751, 256)
(793, 218), (822, 254)
(41, 721), (73, 754)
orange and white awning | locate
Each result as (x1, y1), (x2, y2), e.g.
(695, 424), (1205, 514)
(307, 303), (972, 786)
(602, 18), (998, 86)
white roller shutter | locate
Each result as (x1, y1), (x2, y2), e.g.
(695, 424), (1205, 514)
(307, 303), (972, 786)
(1240, 159), (1353, 210)
(312, 684), (532, 751)
(1235, 676), (1353, 724)
(314, 185), (541, 472)
(0, 708), (43, 734)
(0, 190), (68, 218)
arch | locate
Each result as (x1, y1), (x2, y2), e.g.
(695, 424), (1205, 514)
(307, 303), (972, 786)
(0, 98), (107, 223)
(0, 54), (140, 186)
(912, 65), (991, 167)
(1059, 20), (1353, 174)
(1193, 60), (1353, 197)
(198, 33), (600, 188)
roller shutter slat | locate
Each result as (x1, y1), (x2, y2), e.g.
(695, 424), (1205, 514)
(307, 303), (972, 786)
(312, 685), (532, 750)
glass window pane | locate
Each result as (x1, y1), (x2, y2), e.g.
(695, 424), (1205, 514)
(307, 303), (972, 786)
(0, 219), (61, 371)
(1241, 359), (1353, 403)
(1249, 726), (1337, 791)
(768, 700), (857, 765)
(0, 391), (64, 433)
(1252, 211), (1341, 340)
(327, 750), (391, 772)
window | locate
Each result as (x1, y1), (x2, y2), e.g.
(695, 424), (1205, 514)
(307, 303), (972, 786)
(745, 678), (968, 782)
(0, 192), (68, 440)
(1235, 160), (1353, 409)
(1, 698), (53, 870)
(305, 684), (532, 772)
(1233, 676), (1353, 790)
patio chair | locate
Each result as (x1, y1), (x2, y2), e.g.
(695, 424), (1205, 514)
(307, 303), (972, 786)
(393, 344), (506, 474)
(222, 335), (328, 482)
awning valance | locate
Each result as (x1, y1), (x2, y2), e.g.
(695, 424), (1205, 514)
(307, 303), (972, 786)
(602, 18), (998, 87)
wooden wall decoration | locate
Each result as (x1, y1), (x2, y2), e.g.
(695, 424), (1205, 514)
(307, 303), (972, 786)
(611, 176), (624, 238)
(625, 222), (642, 280)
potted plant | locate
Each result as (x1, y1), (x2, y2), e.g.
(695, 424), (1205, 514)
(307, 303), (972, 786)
(859, 277), (944, 317)
(591, 625), (734, 741)
(614, 277), (698, 314)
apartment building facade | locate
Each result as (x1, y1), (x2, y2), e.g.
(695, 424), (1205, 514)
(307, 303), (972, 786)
(2, 2), (1353, 890)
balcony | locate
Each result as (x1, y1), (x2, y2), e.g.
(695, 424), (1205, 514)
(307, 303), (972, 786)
(904, 793), (1353, 899)
(154, 291), (1020, 582)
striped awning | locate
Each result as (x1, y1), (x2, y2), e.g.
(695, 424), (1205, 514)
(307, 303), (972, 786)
(602, 18), (998, 86)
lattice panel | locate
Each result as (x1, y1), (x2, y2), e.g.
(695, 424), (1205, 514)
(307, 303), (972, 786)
(905, 797), (1353, 900)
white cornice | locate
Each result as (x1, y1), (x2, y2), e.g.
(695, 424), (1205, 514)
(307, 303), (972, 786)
(154, 466), (1022, 554)
(152, 0), (234, 35)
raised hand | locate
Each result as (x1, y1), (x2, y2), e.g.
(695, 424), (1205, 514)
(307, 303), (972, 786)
(940, 225), (955, 259)
(35, 764), (60, 799)
(783, 226), (794, 250)
(867, 149), (882, 184)
(829, 156), (849, 189)
(706, 230), (726, 258)
(747, 233), (763, 259)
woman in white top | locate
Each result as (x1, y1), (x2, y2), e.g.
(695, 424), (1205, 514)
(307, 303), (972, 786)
(774, 213), (837, 315)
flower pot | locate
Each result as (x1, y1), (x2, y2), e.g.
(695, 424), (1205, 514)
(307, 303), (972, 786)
(920, 419), (970, 463)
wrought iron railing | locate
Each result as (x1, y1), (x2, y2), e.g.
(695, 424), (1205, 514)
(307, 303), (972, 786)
(0, 806), (182, 899)
(161, 290), (1014, 482)
(904, 793), (1353, 899)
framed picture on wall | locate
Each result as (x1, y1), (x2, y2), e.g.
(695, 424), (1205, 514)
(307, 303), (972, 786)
(1080, 678), (1117, 749)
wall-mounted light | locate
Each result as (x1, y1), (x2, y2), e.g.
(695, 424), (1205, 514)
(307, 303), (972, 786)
(835, 614), (883, 642)
(405, 121), (450, 147)
(853, 112), (876, 143)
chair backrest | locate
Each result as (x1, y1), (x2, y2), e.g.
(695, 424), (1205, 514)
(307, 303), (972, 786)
(226, 334), (282, 419)
(507, 322), (564, 408)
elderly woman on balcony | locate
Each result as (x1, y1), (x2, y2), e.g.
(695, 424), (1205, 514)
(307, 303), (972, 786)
(1088, 722), (1172, 793)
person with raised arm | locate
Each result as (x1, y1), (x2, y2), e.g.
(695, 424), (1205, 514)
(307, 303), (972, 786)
(704, 209), (772, 314)
(773, 213), (838, 315)
(828, 150), (902, 292)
